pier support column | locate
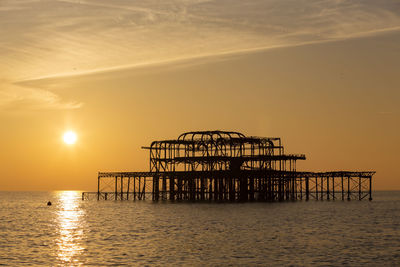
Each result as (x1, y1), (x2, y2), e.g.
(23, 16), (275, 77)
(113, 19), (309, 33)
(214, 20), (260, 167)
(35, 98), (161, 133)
(120, 176), (123, 200)
(189, 178), (195, 201)
(299, 178), (303, 200)
(219, 177), (224, 201)
(249, 177), (255, 201)
(177, 177), (182, 200)
(291, 176), (295, 201)
(153, 175), (159, 201)
(214, 178), (218, 201)
(347, 176), (351, 201)
(327, 176), (330, 200)
(138, 177), (142, 200)
(97, 175), (100, 201)
(127, 177), (130, 200)
(341, 176), (344, 200)
(142, 177), (146, 200)
(240, 176), (248, 202)
(115, 176), (118, 201)
(229, 177), (234, 201)
(305, 177), (309, 201)
(320, 177), (323, 201)
(208, 178), (213, 201)
(200, 177), (205, 200)
(135, 177), (138, 200)
(369, 176), (372, 201)
(170, 176), (175, 200)
(278, 177), (282, 201)
(162, 176), (167, 200)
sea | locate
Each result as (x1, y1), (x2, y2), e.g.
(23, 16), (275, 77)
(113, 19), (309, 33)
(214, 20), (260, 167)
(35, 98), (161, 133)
(0, 191), (399, 266)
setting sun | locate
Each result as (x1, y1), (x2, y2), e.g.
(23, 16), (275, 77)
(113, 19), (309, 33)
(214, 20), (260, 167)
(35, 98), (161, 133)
(63, 131), (77, 145)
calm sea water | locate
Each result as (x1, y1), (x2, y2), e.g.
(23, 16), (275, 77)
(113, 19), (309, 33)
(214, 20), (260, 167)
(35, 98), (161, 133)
(0, 191), (399, 266)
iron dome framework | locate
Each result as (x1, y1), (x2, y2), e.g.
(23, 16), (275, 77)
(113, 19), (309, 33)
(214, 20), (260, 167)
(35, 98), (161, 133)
(83, 130), (375, 202)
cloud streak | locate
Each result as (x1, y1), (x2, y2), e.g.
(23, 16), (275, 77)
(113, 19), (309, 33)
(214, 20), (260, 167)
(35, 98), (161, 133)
(1, 0), (400, 109)
(0, 82), (82, 111)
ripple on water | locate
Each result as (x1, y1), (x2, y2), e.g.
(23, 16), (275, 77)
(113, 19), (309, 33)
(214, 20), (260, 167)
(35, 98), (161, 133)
(0, 191), (399, 265)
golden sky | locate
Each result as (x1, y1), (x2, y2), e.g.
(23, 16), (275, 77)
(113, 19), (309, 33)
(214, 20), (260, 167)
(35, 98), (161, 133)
(0, 0), (399, 190)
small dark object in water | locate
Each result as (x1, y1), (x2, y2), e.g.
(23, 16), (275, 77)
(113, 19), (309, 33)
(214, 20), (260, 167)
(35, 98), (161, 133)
(47, 201), (52, 206)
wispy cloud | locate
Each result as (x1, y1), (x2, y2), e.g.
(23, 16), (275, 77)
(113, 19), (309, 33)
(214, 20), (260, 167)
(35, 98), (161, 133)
(377, 111), (394, 115)
(0, 83), (82, 111)
(1, 0), (400, 110)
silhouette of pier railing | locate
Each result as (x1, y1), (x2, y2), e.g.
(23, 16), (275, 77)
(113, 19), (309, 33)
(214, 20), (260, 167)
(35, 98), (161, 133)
(82, 131), (375, 202)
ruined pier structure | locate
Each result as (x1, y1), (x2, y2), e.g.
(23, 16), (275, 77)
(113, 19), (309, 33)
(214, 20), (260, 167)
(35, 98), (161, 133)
(83, 131), (375, 201)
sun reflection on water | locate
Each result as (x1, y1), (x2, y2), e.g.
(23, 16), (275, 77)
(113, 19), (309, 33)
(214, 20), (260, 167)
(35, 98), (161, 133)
(56, 191), (85, 265)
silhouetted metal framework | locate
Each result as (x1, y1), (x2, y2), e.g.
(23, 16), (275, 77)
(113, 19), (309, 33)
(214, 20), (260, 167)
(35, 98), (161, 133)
(82, 131), (375, 202)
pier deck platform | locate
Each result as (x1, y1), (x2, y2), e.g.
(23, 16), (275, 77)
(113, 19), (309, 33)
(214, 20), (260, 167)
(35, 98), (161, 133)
(82, 170), (374, 201)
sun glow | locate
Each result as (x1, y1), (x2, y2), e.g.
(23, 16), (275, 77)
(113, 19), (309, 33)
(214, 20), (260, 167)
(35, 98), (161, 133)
(63, 131), (77, 145)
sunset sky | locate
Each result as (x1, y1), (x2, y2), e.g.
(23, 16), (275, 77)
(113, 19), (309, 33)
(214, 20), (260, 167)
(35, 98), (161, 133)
(1, 0), (399, 190)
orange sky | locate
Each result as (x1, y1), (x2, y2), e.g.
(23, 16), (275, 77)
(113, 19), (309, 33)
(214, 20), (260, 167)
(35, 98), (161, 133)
(0, 0), (399, 190)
